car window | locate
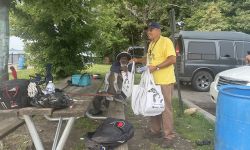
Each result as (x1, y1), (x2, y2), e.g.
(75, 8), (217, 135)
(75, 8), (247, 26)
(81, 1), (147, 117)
(128, 47), (144, 58)
(219, 41), (234, 58)
(232, 42), (250, 61)
(235, 42), (245, 59)
(188, 41), (216, 60)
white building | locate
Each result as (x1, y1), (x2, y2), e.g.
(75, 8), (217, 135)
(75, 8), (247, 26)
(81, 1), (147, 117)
(8, 36), (25, 65)
(8, 48), (25, 64)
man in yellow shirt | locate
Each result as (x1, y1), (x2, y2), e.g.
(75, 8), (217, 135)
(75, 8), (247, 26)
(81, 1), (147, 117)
(132, 22), (176, 148)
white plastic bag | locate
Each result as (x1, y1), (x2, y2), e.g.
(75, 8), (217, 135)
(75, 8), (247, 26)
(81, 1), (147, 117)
(131, 68), (165, 116)
(122, 61), (135, 98)
(132, 69), (148, 115)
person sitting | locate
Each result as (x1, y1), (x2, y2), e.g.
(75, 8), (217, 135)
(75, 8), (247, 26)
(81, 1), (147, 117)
(10, 66), (17, 80)
(88, 52), (133, 115)
(105, 52), (132, 102)
(110, 52), (132, 74)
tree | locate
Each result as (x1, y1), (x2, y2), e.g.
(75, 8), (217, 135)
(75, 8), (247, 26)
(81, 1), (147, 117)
(185, 2), (230, 31)
(10, 0), (96, 77)
(0, 0), (10, 82)
(89, 3), (129, 61)
(9, 0), (250, 79)
(229, 0), (250, 33)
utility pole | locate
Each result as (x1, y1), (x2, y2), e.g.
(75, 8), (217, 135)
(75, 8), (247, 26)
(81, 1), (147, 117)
(142, 27), (148, 55)
(169, 6), (184, 116)
(0, 0), (10, 82)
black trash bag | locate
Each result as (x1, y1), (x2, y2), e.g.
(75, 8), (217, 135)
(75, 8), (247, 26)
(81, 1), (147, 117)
(0, 79), (31, 109)
(30, 91), (73, 109)
(85, 117), (134, 150)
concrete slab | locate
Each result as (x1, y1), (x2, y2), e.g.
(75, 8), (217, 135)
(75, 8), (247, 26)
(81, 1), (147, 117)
(0, 117), (24, 139)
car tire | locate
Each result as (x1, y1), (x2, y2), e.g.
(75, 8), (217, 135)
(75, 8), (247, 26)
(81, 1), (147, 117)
(191, 71), (213, 92)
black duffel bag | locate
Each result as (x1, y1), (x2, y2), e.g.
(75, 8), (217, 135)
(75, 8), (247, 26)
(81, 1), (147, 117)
(0, 79), (31, 109)
(85, 117), (134, 150)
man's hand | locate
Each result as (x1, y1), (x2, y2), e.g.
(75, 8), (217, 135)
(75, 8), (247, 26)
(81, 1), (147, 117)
(130, 58), (137, 63)
(148, 65), (157, 73)
(130, 57), (147, 64)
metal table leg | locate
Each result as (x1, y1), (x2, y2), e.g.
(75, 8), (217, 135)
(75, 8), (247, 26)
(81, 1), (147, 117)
(52, 117), (62, 150)
(55, 117), (75, 150)
(85, 111), (107, 120)
(23, 115), (44, 150)
(23, 115), (76, 150)
(44, 115), (76, 150)
(44, 115), (71, 121)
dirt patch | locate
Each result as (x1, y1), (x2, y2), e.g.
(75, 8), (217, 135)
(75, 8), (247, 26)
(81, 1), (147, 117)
(125, 109), (194, 150)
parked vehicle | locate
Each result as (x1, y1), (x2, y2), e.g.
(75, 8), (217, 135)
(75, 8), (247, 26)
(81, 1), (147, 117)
(175, 31), (250, 92)
(209, 66), (250, 103)
(127, 46), (145, 71)
(127, 46), (145, 58)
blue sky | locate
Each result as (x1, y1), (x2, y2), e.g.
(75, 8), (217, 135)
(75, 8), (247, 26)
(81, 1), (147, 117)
(9, 36), (24, 50)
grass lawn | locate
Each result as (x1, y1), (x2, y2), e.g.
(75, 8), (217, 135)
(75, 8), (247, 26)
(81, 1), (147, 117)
(14, 64), (214, 149)
(173, 98), (214, 150)
(12, 64), (111, 81)
(10, 68), (36, 80)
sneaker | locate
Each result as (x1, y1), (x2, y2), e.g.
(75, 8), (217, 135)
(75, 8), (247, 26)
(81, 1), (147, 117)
(161, 139), (175, 148)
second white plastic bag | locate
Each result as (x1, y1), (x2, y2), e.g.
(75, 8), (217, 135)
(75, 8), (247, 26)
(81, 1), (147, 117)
(122, 61), (135, 98)
(131, 68), (165, 116)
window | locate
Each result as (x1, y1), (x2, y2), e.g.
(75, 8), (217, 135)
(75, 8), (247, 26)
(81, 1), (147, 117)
(128, 47), (144, 58)
(188, 42), (216, 60)
(236, 42), (250, 59)
(219, 41), (234, 58)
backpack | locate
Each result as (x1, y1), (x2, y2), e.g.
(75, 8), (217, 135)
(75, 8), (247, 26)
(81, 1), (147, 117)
(0, 79), (31, 109)
(85, 117), (134, 150)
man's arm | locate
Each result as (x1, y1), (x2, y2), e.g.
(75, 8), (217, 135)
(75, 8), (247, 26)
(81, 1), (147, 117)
(148, 55), (176, 73)
(130, 56), (147, 64)
(245, 55), (250, 64)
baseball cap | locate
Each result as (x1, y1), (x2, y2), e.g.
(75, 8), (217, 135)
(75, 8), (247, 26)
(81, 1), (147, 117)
(147, 22), (161, 29)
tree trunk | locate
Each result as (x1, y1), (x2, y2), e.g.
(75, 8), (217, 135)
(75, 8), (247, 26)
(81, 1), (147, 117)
(0, 0), (10, 82)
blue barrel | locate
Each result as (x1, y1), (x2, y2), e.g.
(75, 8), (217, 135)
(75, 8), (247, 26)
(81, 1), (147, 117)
(215, 85), (250, 150)
(18, 56), (25, 69)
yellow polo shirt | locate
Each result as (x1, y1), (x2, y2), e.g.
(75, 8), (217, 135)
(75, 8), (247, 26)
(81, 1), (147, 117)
(148, 36), (176, 84)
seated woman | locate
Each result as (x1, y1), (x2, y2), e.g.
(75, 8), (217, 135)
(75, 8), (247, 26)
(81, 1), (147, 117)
(89, 52), (133, 115)
(106, 52), (132, 100)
